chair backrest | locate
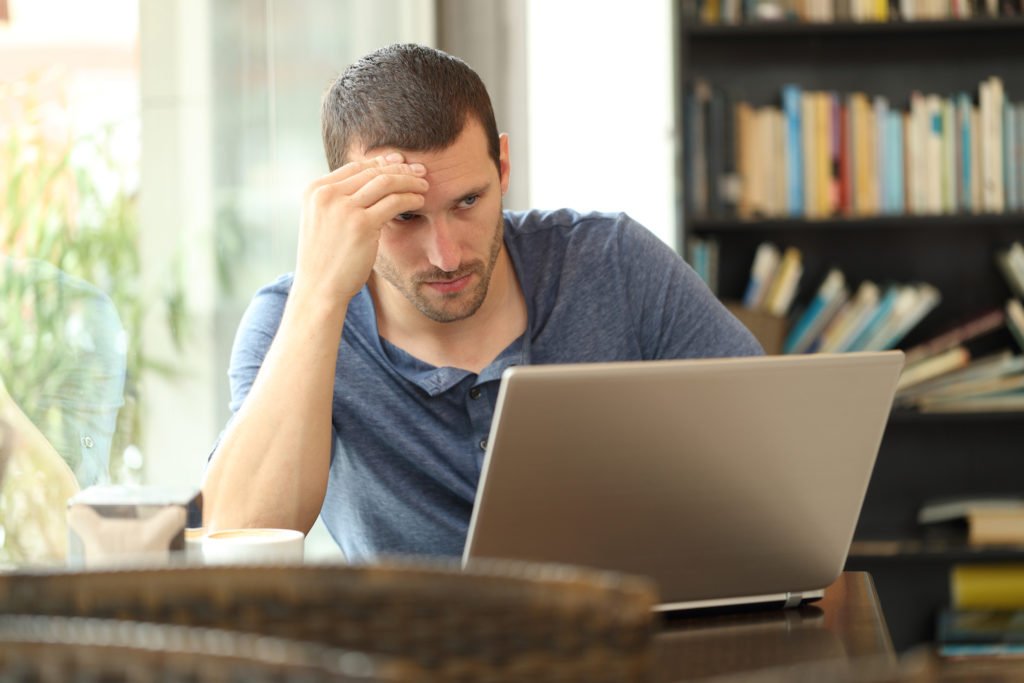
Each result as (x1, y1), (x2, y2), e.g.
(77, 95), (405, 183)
(0, 614), (408, 682)
(0, 559), (658, 682)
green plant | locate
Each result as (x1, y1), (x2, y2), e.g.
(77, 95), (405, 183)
(0, 71), (187, 562)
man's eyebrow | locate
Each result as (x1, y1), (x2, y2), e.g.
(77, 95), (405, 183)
(455, 183), (491, 202)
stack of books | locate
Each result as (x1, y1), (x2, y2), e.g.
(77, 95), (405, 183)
(684, 76), (1024, 220)
(691, 0), (1020, 25)
(687, 237), (720, 295)
(920, 496), (1024, 547)
(893, 241), (1024, 412)
(740, 242), (804, 317)
(779, 263), (940, 355)
(938, 563), (1024, 658)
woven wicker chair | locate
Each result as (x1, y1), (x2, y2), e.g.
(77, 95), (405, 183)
(0, 559), (658, 682)
(0, 614), (411, 682)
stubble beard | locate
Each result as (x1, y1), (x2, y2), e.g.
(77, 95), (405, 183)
(375, 211), (505, 323)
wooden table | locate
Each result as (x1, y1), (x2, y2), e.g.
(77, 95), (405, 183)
(654, 572), (896, 681)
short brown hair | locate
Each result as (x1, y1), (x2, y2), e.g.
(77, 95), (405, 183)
(321, 43), (500, 172)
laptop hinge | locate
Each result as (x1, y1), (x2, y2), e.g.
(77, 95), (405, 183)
(782, 592), (804, 608)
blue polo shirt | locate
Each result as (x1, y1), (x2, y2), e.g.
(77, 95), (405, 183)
(222, 209), (762, 560)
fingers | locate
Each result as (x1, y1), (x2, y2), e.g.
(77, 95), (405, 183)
(362, 191), (426, 227)
(346, 167), (428, 209)
(306, 152), (420, 195)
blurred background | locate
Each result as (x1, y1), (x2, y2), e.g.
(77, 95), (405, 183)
(0, 0), (677, 562)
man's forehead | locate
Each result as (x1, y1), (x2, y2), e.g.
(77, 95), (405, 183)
(348, 118), (492, 167)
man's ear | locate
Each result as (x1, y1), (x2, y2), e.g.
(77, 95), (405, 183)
(499, 133), (511, 196)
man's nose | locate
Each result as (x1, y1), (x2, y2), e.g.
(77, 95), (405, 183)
(425, 218), (460, 273)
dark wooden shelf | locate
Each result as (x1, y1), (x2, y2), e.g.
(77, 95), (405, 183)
(687, 213), (1024, 235)
(679, 9), (1024, 651)
(683, 17), (1024, 40)
(850, 539), (1024, 562)
(888, 409), (1024, 425)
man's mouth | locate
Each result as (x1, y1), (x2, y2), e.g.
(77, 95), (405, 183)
(424, 273), (473, 295)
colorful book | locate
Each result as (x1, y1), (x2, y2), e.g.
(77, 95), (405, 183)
(844, 283), (902, 351)
(763, 246), (804, 316)
(864, 283), (941, 351)
(819, 280), (880, 353)
(742, 242), (781, 309)
(783, 268), (847, 354)
(896, 350), (1024, 404)
(953, 564), (1024, 611)
(782, 84), (804, 217)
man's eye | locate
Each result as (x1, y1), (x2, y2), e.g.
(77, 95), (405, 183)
(394, 213), (417, 223)
(458, 195), (479, 209)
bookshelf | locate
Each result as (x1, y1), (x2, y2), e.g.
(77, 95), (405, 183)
(677, 6), (1024, 652)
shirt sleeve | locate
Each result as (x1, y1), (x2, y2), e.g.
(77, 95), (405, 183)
(615, 214), (764, 360)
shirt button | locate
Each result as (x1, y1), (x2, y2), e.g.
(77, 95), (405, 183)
(469, 387), (482, 400)
(479, 439), (488, 451)
(81, 436), (95, 449)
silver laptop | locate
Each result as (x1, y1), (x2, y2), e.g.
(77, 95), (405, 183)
(463, 351), (904, 611)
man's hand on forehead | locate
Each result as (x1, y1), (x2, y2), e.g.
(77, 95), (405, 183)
(293, 151), (429, 302)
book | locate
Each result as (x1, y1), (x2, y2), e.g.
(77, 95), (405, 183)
(957, 92), (973, 213)
(818, 280), (880, 353)
(742, 242), (781, 309)
(860, 282), (937, 352)
(981, 76), (1006, 213)
(998, 243), (1024, 300)
(952, 564), (1024, 610)
(762, 246), (803, 316)
(782, 84), (804, 217)
(903, 308), (1006, 366)
(995, 244), (1024, 301)
(1009, 298), (1024, 351)
(920, 392), (1024, 413)
(895, 345), (971, 392)
(916, 372), (1024, 406)
(1006, 99), (1019, 212)
(922, 501), (1024, 547)
(689, 80), (713, 218)
(687, 238), (720, 294)
(843, 283), (903, 352)
(735, 101), (755, 218)
(783, 268), (847, 354)
(896, 349), (1024, 404)
(937, 608), (1024, 658)
(861, 283), (941, 351)
(709, 86), (729, 217)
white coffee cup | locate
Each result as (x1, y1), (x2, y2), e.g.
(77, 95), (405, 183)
(201, 528), (305, 564)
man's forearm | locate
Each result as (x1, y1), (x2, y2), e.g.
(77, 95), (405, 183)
(202, 289), (347, 533)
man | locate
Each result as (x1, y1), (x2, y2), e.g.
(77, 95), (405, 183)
(202, 43), (761, 561)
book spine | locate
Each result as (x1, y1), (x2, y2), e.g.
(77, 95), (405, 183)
(942, 98), (957, 214)
(875, 96), (889, 215)
(708, 86), (727, 218)
(802, 91), (818, 218)
(782, 85), (805, 217)
(1006, 99), (1019, 212)
(953, 564), (1024, 610)
(957, 93), (972, 213)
